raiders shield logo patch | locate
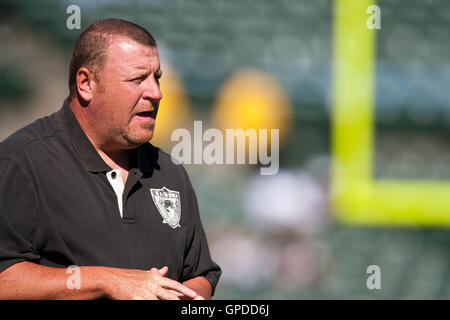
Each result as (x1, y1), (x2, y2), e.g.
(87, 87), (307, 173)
(150, 187), (181, 228)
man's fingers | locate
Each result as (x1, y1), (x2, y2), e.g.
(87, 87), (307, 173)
(160, 277), (198, 298)
(150, 266), (168, 277)
(150, 267), (159, 275)
(157, 288), (181, 300)
(166, 289), (203, 300)
(167, 289), (185, 297)
(146, 268), (197, 299)
(158, 266), (168, 276)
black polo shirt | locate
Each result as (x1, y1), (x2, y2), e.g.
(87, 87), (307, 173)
(0, 99), (221, 293)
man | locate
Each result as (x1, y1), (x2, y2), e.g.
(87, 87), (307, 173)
(0, 18), (221, 300)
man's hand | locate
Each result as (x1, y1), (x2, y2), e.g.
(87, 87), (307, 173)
(150, 266), (205, 300)
(103, 266), (201, 300)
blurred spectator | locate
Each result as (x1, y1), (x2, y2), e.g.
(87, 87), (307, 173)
(237, 169), (330, 290)
(209, 227), (277, 290)
(243, 170), (328, 234)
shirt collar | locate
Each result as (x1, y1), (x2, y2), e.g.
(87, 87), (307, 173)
(55, 98), (156, 174)
(134, 142), (160, 174)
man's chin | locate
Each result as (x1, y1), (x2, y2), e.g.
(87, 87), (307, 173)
(123, 132), (153, 148)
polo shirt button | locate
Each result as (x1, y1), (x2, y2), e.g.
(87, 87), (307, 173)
(111, 171), (117, 179)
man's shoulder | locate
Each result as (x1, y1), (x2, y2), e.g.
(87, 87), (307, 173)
(141, 143), (179, 167)
(0, 112), (60, 160)
(140, 143), (188, 175)
(141, 143), (196, 193)
(153, 144), (176, 165)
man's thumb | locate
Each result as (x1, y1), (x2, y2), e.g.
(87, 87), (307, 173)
(150, 266), (168, 276)
(159, 266), (168, 276)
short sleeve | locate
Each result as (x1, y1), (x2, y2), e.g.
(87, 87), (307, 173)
(179, 167), (221, 296)
(0, 157), (40, 273)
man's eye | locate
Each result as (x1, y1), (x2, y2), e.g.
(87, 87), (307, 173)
(155, 71), (162, 82)
(131, 76), (145, 83)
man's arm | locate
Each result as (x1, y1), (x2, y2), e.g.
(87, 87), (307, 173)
(183, 276), (212, 300)
(0, 262), (105, 299)
(178, 166), (222, 298)
(0, 261), (201, 300)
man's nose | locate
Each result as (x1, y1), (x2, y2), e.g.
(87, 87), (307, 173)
(142, 77), (162, 101)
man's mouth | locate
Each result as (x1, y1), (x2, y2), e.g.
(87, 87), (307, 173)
(135, 111), (154, 118)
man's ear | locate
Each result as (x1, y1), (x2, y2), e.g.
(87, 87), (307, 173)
(76, 67), (95, 102)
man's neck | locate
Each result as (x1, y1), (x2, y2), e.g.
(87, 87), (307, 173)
(69, 99), (131, 172)
(97, 148), (131, 172)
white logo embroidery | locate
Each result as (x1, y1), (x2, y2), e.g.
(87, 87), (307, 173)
(150, 187), (181, 228)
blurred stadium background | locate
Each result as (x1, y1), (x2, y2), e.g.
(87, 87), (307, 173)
(1, 0), (450, 299)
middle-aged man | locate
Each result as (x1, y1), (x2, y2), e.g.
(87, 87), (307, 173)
(0, 18), (221, 300)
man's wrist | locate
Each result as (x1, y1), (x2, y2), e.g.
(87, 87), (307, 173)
(79, 266), (111, 299)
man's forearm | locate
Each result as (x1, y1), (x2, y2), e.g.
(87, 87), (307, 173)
(183, 276), (213, 300)
(0, 261), (107, 300)
(0, 262), (204, 300)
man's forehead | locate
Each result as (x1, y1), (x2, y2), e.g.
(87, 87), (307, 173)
(105, 37), (159, 70)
